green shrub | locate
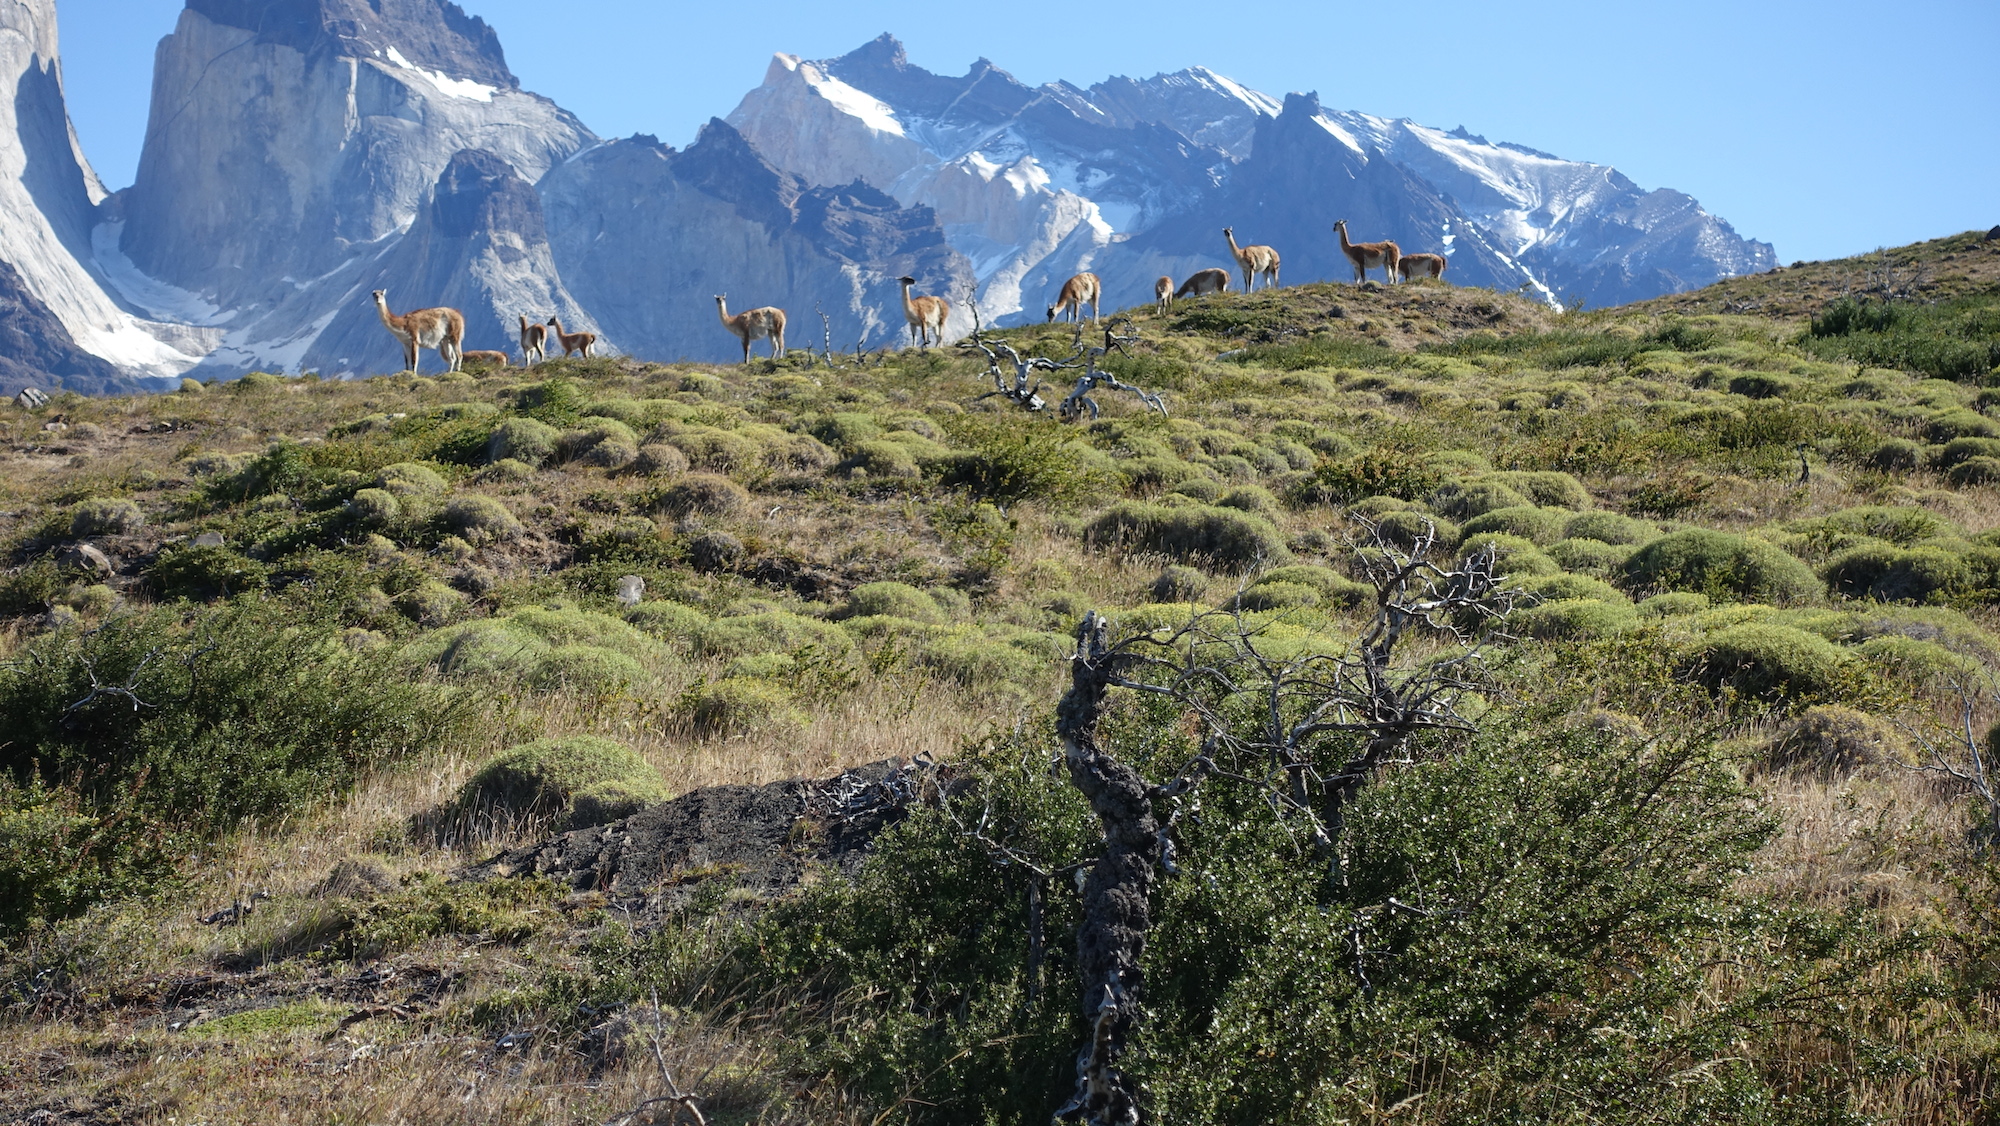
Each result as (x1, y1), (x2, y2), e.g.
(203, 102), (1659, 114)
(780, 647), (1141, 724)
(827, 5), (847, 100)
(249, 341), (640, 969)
(1563, 511), (1656, 546)
(1307, 450), (1444, 504)
(1764, 704), (1909, 773)
(1431, 480), (1531, 519)
(1790, 505), (1951, 546)
(1372, 510), (1458, 551)
(146, 544), (270, 601)
(1855, 635), (1985, 694)
(70, 497), (143, 537)
(346, 487), (402, 526)
(699, 611), (854, 660)
(441, 495), (523, 540)
(1171, 478), (1222, 503)
(527, 645), (649, 695)
(1235, 581), (1321, 611)
(1152, 565), (1209, 603)
(1546, 537), (1632, 576)
(0, 601), (473, 837)
(460, 736), (668, 829)
(1483, 471), (1590, 509)
(1822, 543), (1972, 603)
(1866, 438), (1926, 471)
(652, 473), (749, 519)
(1456, 532), (1560, 577)
(1935, 437), (2000, 468)
(1623, 529), (1822, 605)
(937, 421), (1113, 506)
(1521, 572), (1630, 605)
(633, 443), (691, 477)
(419, 619), (547, 682)
(1254, 565), (1372, 610)
(486, 417), (561, 466)
(624, 601), (711, 645)
(1084, 503), (1290, 569)
(1683, 623), (1857, 703)
(1637, 592), (1710, 617)
(846, 439), (921, 479)
(0, 774), (177, 936)
(843, 582), (946, 623)
(1511, 598), (1637, 640)
(914, 632), (1049, 689)
(681, 677), (802, 737)
(376, 462), (448, 495)
(1216, 485), (1278, 516)
(1459, 506), (1571, 547)
(1948, 457), (2000, 487)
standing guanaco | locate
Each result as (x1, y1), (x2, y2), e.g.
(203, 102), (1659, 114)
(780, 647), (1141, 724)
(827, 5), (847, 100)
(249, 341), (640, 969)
(518, 314), (547, 367)
(1223, 227), (1280, 290)
(1154, 275), (1174, 314)
(373, 290), (464, 373)
(545, 315), (597, 358)
(897, 275), (950, 349)
(1333, 219), (1401, 285)
(1397, 253), (1448, 281)
(715, 295), (787, 362)
(1047, 272), (1102, 324)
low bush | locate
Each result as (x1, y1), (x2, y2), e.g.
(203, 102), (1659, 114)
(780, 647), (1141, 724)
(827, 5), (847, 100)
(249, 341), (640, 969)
(1822, 543), (1973, 603)
(1372, 509), (1458, 551)
(1253, 565), (1372, 610)
(632, 443), (691, 477)
(441, 495), (523, 541)
(845, 439), (921, 479)
(527, 645), (649, 695)
(146, 544), (270, 601)
(843, 582), (946, 624)
(680, 677), (803, 737)
(1084, 502), (1291, 569)
(70, 498), (143, 537)
(1763, 704), (1908, 774)
(1459, 506), (1572, 547)
(1682, 623), (1858, 703)
(1546, 537), (1632, 576)
(1563, 511), (1656, 546)
(651, 474), (749, 519)
(1948, 457), (2000, 487)
(1483, 470), (1590, 509)
(460, 735), (668, 830)
(1623, 529), (1822, 605)
(1866, 438), (1926, 471)
(487, 417), (561, 466)
(1431, 479), (1531, 519)
(1152, 565), (1209, 603)
(346, 487), (402, 527)
(1511, 598), (1637, 641)
(624, 601), (711, 644)
(700, 610), (854, 660)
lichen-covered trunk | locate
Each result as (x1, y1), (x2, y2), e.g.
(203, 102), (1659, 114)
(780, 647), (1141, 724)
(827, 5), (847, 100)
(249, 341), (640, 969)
(1055, 612), (1157, 1126)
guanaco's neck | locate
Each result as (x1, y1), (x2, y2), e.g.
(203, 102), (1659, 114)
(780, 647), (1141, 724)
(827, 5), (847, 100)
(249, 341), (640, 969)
(375, 294), (402, 331)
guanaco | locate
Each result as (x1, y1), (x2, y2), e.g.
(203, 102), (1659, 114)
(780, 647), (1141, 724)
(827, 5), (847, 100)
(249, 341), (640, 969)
(1223, 227), (1280, 290)
(715, 294), (787, 362)
(545, 315), (597, 358)
(1333, 219), (1400, 285)
(518, 314), (547, 367)
(897, 275), (950, 349)
(1174, 268), (1230, 299)
(372, 290), (464, 374)
(1398, 253), (1447, 281)
(1154, 275), (1174, 314)
(1047, 272), (1101, 324)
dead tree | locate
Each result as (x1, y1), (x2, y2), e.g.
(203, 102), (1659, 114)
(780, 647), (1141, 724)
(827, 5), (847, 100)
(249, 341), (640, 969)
(1051, 522), (1519, 1123)
(956, 296), (1167, 421)
(1909, 679), (2000, 851)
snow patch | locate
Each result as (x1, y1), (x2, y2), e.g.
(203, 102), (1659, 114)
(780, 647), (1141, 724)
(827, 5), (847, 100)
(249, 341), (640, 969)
(1311, 114), (1366, 157)
(796, 60), (905, 137)
(384, 46), (496, 102)
(92, 221), (229, 325)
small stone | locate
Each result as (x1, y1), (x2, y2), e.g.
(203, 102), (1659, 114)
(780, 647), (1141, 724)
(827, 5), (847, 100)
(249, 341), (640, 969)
(192, 531), (225, 548)
(16, 387), (48, 409)
(615, 574), (645, 607)
(1987, 225), (2000, 242)
(57, 542), (114, 577)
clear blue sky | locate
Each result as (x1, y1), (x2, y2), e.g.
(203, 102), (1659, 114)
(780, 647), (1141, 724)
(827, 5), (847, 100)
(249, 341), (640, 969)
(54, 0), (1999, 264)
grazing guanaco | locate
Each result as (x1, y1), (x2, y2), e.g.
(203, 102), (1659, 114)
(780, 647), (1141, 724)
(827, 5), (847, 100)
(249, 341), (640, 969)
(897, 275), (950, 349)
(459, 350), (511, 369)
(715, 294), (787, 362)
(1046, 272), (1101, 324)
(372, 289), (464, 373)
(1333, 219), (1401, 285)
(1223, 227), (1280, 290)
(1398, 253), (1448, 281)
(518, 314), (547, 367)
(545, 315), (597, 358)
(1174, 268), (1230, 299)
(1154, 275), (1174, 314)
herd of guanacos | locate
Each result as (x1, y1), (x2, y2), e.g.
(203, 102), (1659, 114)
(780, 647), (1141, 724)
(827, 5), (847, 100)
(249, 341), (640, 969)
(367, 220), (1442, 374)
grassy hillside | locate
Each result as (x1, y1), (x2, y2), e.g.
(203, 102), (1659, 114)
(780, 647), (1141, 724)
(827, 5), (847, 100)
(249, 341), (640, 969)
(4, 230), (2000, 1124)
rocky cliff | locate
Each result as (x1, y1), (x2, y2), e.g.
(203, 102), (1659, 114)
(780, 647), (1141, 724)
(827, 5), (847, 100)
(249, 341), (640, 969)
(106, 0), (596, 376)
(541, 121), (974, 361)
(0, 0), (214, 391)
(728, 37), (1775, 318)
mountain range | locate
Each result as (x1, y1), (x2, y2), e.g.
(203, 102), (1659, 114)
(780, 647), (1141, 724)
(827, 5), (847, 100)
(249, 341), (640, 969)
(0, 1), (1776, 393)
